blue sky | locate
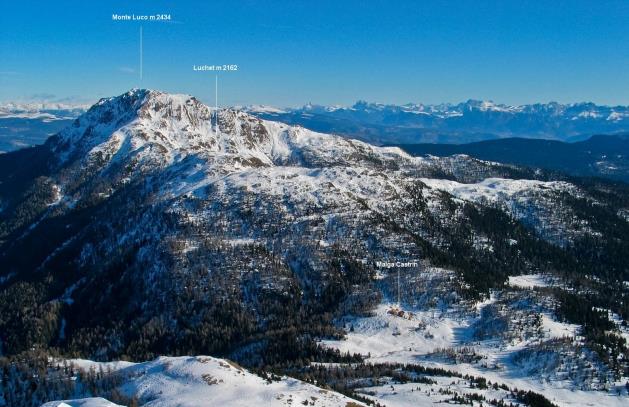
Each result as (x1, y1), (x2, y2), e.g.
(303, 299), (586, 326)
(1, 0), (627, 107)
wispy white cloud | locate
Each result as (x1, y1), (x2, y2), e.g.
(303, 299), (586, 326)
(118, 66), (136, 74)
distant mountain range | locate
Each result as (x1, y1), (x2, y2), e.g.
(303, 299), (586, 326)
(0, 102), (87, 153)
(395, 134), (629, 182)
(0, 102), (88, 119)
(2, 99), (628, 153)
(246, 100), (629, 145)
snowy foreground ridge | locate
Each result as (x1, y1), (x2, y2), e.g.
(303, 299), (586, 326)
(41, 356), (366, 407)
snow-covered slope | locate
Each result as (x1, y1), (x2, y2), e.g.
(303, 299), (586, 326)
(48, 89), (424, 186)
(41, 356), (366, 407)
(43, 89), (578, 229)
(42, 399), (122, 407)
(322, 299), (628, 407)
(2, 89), (628, 407)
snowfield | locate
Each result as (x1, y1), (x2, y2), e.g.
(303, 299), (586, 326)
(43, 356), (367, 407)
(508, 274), (552, 289)
(419, 178), (573, 203)
(322, 301), (629, 407)
(419, 177), (592, 245)
(42, 398), (122, 407)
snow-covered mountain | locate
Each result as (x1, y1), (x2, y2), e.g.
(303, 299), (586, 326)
(245, 99), (629, 144)
(1, 89), (628, 406)
(3, 97), (628, 153)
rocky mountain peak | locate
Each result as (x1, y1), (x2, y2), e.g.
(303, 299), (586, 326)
(45, 89), (280, 168)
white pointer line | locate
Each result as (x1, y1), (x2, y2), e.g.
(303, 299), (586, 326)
(140, 26), (143, 81)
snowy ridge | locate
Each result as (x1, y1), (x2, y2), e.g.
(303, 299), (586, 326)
(419, 178), (574, 202)
(42, 399), (120, 407)
(49, 89), (417, 175)
(42, 356), (366, 407)
(45, 88), (579, 219)
(419, 177), (589, 245)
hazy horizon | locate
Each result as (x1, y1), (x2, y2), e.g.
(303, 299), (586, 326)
(2, 88), (629, 110)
